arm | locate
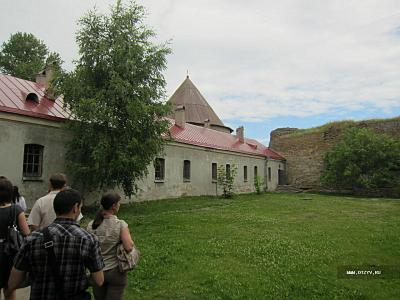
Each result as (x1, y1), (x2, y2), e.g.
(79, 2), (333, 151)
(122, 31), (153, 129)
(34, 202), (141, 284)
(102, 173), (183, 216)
(85, 236), (105, 285)
(90, 270), (104, 287)
(18, 212), (30, 236)
(7, 267), (26, 292)
(10, 240), (31, 294)
(121, 227), (134, 253)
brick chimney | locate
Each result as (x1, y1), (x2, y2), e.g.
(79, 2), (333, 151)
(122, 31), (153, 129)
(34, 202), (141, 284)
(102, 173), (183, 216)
(204, 118), (210, 128)
(175, 105), (185, 128)
(36, 64), (57, 100)
(236, 126), (244, 143)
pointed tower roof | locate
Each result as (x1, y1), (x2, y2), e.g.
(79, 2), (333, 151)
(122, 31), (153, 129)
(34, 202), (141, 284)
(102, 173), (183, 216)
(168, 76), (232, 133)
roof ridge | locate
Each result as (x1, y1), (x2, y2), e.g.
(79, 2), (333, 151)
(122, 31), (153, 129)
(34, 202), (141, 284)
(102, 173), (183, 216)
(167, 76), (226, 128)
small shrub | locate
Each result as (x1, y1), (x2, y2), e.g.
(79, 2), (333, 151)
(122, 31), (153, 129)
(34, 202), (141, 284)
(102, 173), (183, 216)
(217, 164), (237, 198)
(254, 176), (264, 194)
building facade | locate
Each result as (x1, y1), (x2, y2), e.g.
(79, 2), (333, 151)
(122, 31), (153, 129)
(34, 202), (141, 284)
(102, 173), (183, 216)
(136, 125), (285, 201)
(0, 72), (70, 207)
(0, 72), (285, 206)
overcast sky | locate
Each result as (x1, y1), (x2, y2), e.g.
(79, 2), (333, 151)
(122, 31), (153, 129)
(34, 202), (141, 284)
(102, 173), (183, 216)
(1, 0), (400, 144)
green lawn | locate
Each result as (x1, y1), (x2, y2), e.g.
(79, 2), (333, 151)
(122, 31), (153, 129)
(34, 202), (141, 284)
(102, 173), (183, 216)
(102, 193), (400, 299)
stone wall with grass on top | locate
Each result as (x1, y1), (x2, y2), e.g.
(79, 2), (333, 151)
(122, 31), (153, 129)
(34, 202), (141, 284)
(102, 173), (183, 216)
(269, 117), (400, 190)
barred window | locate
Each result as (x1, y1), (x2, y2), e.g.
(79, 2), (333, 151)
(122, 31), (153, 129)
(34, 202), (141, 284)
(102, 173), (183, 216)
(212, 163), (217, 182)
(254, 166), (258, 178)
(154, 158), (165, 181)
(23, 144), (44, 177)
(244, 166), (248, 182)
(268, 167), (271, 181)
(183, 160), (191, 181)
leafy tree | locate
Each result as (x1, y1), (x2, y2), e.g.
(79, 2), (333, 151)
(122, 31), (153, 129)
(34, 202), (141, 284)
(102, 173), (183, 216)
(0, 32), (62, 81)
(321, 127), (400, 191)
(217, 164), (238, 198)
(57, 0), (171, 197)
(45, 51), (64, 77)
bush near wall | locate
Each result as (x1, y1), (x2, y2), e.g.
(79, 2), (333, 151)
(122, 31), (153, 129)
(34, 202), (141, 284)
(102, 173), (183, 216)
(269, 117), (400, 196)
(321, 127), (400, 197)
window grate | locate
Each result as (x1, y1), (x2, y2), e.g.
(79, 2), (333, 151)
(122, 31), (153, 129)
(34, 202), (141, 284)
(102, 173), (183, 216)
(23, 144), (44, 177)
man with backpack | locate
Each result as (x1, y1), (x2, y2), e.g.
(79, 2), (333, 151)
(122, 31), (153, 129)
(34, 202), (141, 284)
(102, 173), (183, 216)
(6, 188), (104, 300)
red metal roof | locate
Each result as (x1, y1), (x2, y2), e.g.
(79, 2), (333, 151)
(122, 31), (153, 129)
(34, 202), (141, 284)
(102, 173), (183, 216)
(0, 73), (69, 121)
(169, 120), (284, 160)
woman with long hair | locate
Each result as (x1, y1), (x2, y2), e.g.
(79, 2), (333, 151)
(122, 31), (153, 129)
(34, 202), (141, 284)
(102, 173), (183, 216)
(0, 178), (29, 300)
(87, 192), (134, 300)
(12, 186), (27, 212)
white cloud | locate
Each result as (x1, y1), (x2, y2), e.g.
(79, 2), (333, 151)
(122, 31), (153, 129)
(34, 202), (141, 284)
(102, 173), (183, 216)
(144, 0), (400, 122)
(1, 0), (400, 126)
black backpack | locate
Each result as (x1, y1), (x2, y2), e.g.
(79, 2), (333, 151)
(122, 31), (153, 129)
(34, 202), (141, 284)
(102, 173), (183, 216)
(4, 205), (24, 256)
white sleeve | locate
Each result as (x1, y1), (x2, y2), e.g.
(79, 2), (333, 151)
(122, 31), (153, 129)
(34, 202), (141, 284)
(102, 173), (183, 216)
(20, 196), (27, 212)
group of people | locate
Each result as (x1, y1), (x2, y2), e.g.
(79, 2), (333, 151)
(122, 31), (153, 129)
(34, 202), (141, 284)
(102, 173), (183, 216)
(0, 173), (135, 300)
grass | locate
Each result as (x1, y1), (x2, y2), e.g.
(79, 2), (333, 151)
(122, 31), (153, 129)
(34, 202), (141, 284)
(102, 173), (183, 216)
(278, 116), (400, 138)
(86, 193), (400, 299)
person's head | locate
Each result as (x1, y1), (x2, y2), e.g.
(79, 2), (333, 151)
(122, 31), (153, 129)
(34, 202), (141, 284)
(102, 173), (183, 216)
(49, 173), (67, 190)
(101, 192), (121, 212)
(13, 186), (20, 203)
(0, 178), (13, 205)
(92, 192), (121, 229)
(53, 188), (82, 220)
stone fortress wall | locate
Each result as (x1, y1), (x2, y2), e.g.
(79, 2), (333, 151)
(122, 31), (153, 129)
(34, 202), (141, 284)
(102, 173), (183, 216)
(269, 117), (400, 190)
